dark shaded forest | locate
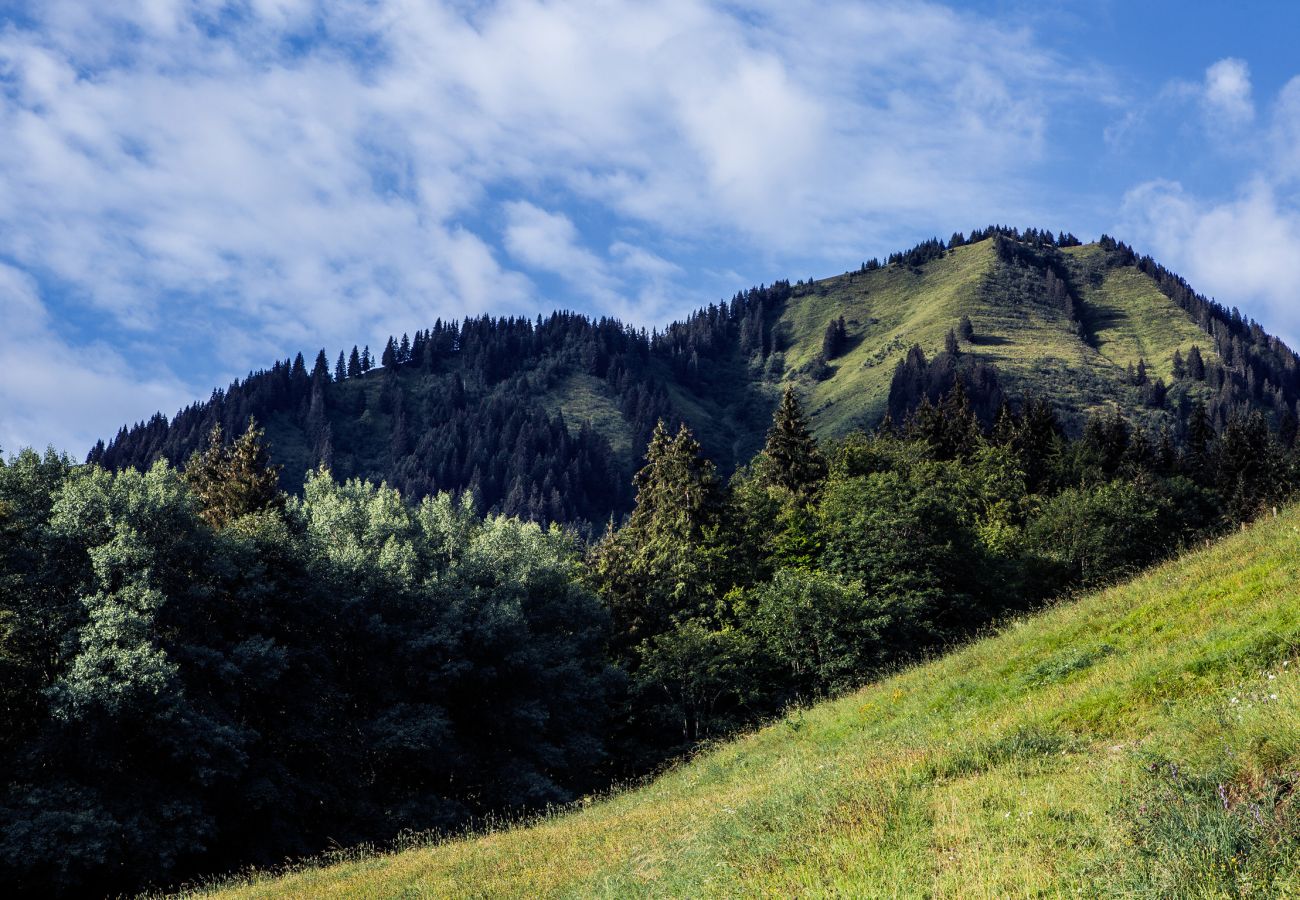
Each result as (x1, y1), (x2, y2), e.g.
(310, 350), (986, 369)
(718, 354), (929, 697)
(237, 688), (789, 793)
(3, 374), (1297, 896)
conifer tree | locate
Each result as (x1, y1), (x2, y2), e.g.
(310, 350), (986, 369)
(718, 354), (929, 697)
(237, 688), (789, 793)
(184, 419), (284, 528)
(759, 386), (827, 494)
(347, 346), (361, 378)
(312, 349), (331, 383)
(588, 421), (728, 655)
(335, 350), (346, 381)
(822, 316), (847, 359)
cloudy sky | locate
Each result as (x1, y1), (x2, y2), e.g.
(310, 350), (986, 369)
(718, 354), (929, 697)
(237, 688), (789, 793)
(3, 0), (1300, 454)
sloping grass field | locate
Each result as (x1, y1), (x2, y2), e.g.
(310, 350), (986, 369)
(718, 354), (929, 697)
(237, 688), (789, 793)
(193, 506), (1300, 898)
(772, 240), (1219, 440)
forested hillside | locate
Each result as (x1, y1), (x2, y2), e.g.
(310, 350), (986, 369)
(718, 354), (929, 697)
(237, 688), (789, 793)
(4, 366), (1297, 895)
(90, 228), (1300, 528)
(204, 498), (1300, 899)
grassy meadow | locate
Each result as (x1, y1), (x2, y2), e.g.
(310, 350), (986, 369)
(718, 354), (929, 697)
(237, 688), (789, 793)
(188, 504), (1300, 899)
(775, 240), (1219, 440)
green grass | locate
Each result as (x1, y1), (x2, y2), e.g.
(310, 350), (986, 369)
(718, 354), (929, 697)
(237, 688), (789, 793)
(192, 507), (1300, 899)
(542, 373), (636, 464)
(767, 240), (1220, 439)
(777, 241), (996, 435)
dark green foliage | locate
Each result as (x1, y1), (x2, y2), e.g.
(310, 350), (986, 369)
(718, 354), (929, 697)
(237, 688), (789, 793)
(0, 457), (614, 898)
(743, 569), (883, 699)
(1024, 479), (1173, 587)
(822, 316), (847, 359)
(588, 421), (730, 658)
(888, 345), (1005, 429)
(757, 386), (827, 495)
(818, 455), (991, 650)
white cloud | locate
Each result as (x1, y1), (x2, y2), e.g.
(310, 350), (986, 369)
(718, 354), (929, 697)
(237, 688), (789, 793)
(1203, 58), (1254, 126)
(1120, 177), (1300, 349)
(1113, 59), (1300, 350)
(1272, 76), (1300, 182)
(0, 265), (193, 456)
(0, 0), (1090, 452)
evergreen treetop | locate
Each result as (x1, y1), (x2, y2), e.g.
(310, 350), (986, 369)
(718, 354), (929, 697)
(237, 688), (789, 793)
(184, 419), (285, 528)
(758, 386), (827, 494)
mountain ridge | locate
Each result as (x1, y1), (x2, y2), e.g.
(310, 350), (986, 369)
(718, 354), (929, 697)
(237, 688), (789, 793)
(90, 227), (1300, 526)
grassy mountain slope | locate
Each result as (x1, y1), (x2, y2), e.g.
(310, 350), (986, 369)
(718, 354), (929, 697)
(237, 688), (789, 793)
(197, 505), (1300, 898)
(773, 239), (1220, 440)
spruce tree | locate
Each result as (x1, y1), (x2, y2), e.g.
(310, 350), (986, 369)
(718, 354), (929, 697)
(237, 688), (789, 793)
(335, 350), (347, 381)
(759, 386), (827, 494)
(588, 421), (728, 655)
(312, 349), (331, 383)
(184, 419), (284, 528)
(347, 346), (361, 378)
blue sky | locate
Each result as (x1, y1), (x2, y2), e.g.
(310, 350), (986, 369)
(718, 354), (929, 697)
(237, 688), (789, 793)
(3, 0), (1300, 455)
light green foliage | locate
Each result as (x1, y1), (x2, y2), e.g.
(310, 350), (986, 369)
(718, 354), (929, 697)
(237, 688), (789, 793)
(1025, 479), (1172, 587)
(185, 420), (285, 528)
(744, 568), (883, 697)
(200, 504), (1300, 899)
(48, 462), (201, 718)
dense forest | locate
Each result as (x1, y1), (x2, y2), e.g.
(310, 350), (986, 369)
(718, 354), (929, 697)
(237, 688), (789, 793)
(3, 374), (1297, 895)
(87, 229), (1300, 532)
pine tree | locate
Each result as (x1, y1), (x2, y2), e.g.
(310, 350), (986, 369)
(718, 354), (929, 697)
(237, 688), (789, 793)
(347, 346), (361, 378)
(183, 419), (284, 528)
(1187, 345), (1206, 380)
(957, 315), (974, 342)
(759, 386), (827, 494)
(335, 350), (347, 381)
(312, 349), (331, 383)
(588, 421), (729, 657)
(1184, 400), (1214, 477)
(361, 346), (373, 372)
(822, 317), (847, 359)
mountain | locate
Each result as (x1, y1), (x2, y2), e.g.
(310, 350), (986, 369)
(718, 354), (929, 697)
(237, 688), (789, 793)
(91, 227), (1300, 525)
(198, 501), (1300, 898)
